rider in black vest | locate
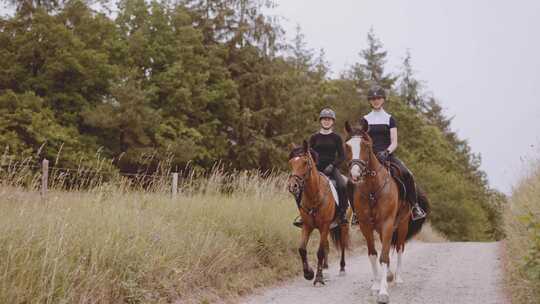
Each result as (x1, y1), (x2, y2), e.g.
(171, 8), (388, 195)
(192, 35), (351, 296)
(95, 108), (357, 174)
(293, 108), (349, 227)
(363, 86), (426, 221)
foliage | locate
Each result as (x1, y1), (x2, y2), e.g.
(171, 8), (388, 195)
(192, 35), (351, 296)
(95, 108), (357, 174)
(0, 0), (503, 240)
(504, 160), (540, 303)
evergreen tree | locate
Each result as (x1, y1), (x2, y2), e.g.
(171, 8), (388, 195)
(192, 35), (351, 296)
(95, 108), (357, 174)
(360, 28), (396, 89)
(348, 28), (396, 98)
(399, 50), (424, 108)
(0, 0), (504, 240)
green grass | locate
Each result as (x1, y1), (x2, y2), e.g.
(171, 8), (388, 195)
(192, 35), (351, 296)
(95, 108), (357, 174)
(0, 167), (310, 303)
(504, 159), (540, 304)
(0, 158), (444, 303)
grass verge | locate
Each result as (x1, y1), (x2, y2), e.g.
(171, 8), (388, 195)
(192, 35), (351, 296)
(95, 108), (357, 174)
(503, 159), (540, 303)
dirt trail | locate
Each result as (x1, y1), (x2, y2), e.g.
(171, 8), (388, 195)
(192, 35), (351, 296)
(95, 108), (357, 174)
(241, 242), (507, 304)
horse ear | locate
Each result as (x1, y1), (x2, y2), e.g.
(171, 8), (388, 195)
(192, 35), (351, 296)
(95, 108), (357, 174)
(288, 142), (298, 150)
(359, 118), (369, 133)
(302, 140), (310, 152)
(345, 121), (352, 135)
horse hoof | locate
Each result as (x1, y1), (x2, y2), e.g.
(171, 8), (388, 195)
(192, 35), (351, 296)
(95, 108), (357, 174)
(339, 269), (346, 276)
(377, 293), (389, 303)
(395, 276), (404, 284)
(323, 264), (329, 269)
(313, 277), (325, 286)
(304, 268), (314, 280)
(387, 271), (394, 282)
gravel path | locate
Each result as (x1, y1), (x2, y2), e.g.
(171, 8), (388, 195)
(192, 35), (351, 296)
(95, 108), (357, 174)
(241, 242), (507, 304)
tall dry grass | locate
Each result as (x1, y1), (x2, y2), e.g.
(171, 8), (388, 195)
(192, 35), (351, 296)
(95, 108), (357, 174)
(0, 159), (312, 303)
(504, 159), (540, 304)
(0, 156), (443, 303)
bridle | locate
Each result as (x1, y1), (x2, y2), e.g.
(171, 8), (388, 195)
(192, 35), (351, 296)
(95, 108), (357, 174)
(288, 153), (329, 215)
(288, 153), (314, 195)
(348, 136), (381, 181)
(348, 135), (389, 208)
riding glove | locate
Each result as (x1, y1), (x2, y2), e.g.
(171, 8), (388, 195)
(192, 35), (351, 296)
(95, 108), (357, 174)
(323, 164), (334, 175)
(376, 150), (389, 163)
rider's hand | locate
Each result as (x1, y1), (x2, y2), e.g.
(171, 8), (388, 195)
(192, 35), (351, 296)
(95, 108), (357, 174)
(323, 164), (334, 175)
(376, 150), (389, 163)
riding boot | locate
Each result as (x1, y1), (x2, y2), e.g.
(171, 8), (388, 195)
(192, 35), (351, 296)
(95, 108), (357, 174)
(405, 174), (426, 221)
(337, 188), (349, 225)
(332, 168), (349, 225)
(293, 192), (304, 228)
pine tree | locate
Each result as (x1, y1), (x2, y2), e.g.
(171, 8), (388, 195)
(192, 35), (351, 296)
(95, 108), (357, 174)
(360, 28), (396, 90)
(291, 24), (313, 71)
(399, 50), (424, 108)
(348, 28), (396, 98)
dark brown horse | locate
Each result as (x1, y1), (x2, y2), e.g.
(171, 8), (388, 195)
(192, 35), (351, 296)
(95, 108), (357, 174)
(344, 119), (429, 303)
(287, 140), (350, 285)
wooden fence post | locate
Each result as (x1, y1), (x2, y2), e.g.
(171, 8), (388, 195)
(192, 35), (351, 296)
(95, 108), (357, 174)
(41, 158), (49, 199)
(172, 172), (178, 199)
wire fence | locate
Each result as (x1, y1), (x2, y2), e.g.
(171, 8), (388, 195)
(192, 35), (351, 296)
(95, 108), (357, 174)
(0, 157), (181, 198)
(0, 156), (287, 200)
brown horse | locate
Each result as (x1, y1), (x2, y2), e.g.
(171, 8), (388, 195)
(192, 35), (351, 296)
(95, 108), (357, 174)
(287, 140), (350, 285)
(344, 119), (429, 303)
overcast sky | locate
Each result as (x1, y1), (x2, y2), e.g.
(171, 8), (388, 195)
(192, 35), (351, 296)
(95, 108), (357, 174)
(2, 0), (539, 193)
(271, 0), (540, 194)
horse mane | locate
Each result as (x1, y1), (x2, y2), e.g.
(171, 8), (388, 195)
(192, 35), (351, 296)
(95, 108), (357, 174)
(288, 147), (319, 164)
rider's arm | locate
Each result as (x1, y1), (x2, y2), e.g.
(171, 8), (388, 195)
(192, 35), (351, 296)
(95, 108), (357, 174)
(333, 134), (345, 167)
(309, 133), (317, 149)
(388, 127), (398, 153)
(387, 116), (398, 154)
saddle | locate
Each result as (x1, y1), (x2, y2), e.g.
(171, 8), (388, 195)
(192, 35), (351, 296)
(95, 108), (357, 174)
(382, 161), (407, 202)
(326, 173), (349, 224)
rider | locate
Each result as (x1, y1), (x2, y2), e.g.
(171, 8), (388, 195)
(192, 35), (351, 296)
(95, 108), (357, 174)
(363, 85), (426, 221)
(293, 108), (349, 227)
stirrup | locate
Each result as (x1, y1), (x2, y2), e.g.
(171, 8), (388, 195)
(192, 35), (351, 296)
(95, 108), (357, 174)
(351, 214), (359, 225)
(293, 216), (303, 228)
(411, 206), (426, 221)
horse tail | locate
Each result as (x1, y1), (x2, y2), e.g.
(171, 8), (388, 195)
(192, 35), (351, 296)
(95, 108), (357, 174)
(331, 223), (350, 251)
(391, 187), (431, 246)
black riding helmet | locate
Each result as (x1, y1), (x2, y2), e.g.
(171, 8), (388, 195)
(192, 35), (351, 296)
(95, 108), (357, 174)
(367, 85), (386, 100)
(319, 108), (336, 120)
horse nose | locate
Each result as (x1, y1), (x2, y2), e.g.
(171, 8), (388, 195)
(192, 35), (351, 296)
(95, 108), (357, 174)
(350, 165), (361, 181)
(288, 182), (299, 193)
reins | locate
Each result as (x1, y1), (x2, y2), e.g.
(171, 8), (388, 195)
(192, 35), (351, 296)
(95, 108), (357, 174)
(350, 139), (391, 210)
(289, 153), (330, 217)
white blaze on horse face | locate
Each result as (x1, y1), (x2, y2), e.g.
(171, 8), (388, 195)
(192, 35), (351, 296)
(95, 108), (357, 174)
(347, 137), (362, 179)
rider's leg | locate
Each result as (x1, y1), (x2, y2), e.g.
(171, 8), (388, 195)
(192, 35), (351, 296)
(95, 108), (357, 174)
(388, 155), (426, 220)
(331, 167), (349, 224)
(293, 191), (304, 227)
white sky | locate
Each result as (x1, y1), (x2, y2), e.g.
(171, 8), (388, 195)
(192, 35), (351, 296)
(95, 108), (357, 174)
(2, 1), (539, 193)
(271, 0), (540, 194)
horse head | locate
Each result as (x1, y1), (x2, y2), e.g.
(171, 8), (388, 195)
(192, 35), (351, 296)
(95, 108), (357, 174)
(344, 119), (373, 183)
(287, 140), (316, 197)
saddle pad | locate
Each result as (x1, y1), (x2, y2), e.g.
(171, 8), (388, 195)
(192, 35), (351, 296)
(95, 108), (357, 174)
(320, 174), (339, 206)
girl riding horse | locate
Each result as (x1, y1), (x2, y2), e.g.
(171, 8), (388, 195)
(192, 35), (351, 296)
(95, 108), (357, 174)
(363, 86), (426, 220)
(287, 140), (350, 285)
(293, 108), (349, 227)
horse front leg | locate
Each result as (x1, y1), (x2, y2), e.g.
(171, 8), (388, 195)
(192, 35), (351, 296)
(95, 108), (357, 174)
(314, 224), (330, 286)
(339, 233), (346, 274)
(322, 236), (331, 269)
(394, 215), (409, 284)
(299, 225), (314, 280)
(359, 221), (379, 292)
(377, 220), (394, 304)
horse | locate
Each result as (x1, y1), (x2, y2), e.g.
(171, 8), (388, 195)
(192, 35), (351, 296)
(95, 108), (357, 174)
(287, 140), (351, 286)
(343, 119), (429, 303)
